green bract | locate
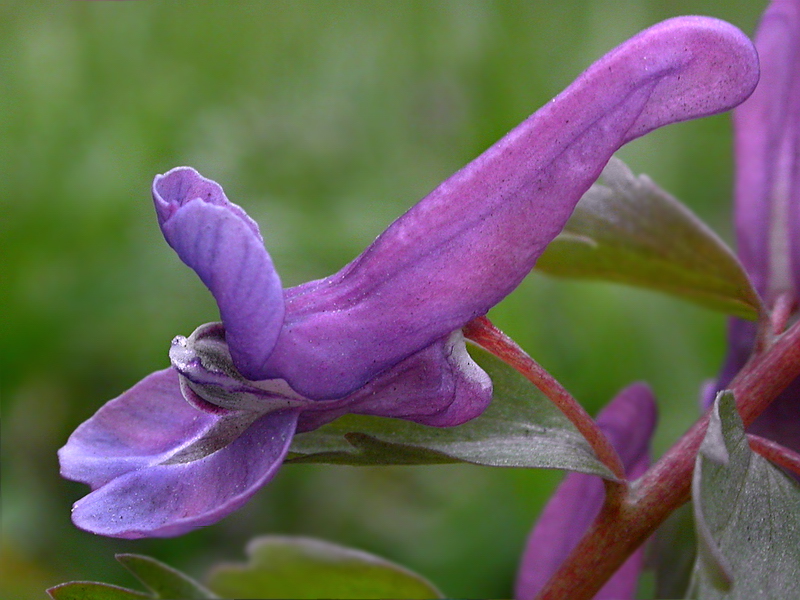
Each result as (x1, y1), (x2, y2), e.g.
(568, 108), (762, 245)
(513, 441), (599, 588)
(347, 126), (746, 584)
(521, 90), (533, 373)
(47, 554), (217, 600)
(207, 536), (443, 599)
(536, 158), (762, 320)
(689, 392), (800, 598)
(288, 346), (616, 479)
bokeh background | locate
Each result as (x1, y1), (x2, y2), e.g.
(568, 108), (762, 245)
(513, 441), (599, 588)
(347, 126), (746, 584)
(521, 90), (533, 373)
(3, 1), (763, 598)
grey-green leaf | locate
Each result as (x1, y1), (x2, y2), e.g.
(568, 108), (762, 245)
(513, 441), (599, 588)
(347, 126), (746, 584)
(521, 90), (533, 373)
(47, 582), (151, 600)
(653, 502), (697, 600)
(116, 554), (218, 599)
(688, 391), (800, 599)
(206, 536), (443, 599)
(287, 345), (615, 480)
(535, 158), (761, 320)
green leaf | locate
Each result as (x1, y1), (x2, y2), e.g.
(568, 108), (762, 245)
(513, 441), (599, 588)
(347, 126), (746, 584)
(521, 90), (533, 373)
(287, 345), (615, 480)
(46, 556), (216, 600)
(116, 554), (218, 599)
(206, 536), (444, 599)
(652, 502), (697, 600)
(535, 158), (761, 320)
(688, 391), (800, 599)
(47, 582), (151, 600)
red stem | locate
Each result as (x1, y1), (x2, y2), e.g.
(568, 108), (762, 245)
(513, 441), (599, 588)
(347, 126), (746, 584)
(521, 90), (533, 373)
(464, 316), (626, 482)
(748, 434), (800, 477)
(526, 315), (800, 600)
(770, 293), (795, 336)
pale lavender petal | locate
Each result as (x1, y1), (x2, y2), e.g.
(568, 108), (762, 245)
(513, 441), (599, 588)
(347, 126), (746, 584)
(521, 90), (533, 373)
(734, 0), (800, 301)
(297, 332), (493, 432)
(262, 17), (759, 399)
(153, 167), (285, 381)
(60, 367), (301, 537)
(59, 369), (218, 489)
(70, 408), (299, 538)
(515, 383), (657, 600)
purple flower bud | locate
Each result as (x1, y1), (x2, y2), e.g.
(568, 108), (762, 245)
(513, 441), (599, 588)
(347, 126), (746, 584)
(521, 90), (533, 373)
(515, 384), (657, 600)
(733, 0), (800, 303)
(711, 0), (800, 455)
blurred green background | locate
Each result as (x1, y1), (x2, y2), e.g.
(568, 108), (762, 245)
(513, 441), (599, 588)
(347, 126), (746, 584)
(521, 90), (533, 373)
(2, 1), (763, 598)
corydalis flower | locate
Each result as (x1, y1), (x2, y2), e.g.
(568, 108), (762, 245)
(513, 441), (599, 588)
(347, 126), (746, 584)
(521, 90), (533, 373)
(515, 384), (657, 600)
(710, 0), (800, 450)
(60, 17), (758, 539)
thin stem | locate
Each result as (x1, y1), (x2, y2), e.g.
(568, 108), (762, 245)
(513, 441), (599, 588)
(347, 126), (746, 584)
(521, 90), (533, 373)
(770, 292), (795, 335)
(463, 316), (627, 483)
(748, 434), (800, 478)
(534, 316), (800, 600)
(730, 315), (800, 426)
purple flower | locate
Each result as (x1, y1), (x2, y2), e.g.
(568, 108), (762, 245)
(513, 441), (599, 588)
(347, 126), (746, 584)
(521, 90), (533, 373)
(708, 0), (800, 450)
(60, 17), (758, 539)
(515, 384), (657, 600)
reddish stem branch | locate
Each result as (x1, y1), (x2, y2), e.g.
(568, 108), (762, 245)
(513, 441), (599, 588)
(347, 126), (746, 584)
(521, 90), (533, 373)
(748, 434), (800, 478)
(770, 293), (795, 336)
(730, 316), (800, 426)
(533, 316), (800, 600)
(464, 316), (627, 483)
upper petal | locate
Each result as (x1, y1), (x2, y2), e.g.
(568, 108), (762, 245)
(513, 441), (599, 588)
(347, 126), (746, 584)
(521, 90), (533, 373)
(153, 167), (285, 380)
(69, 408), (299, 539)
(514, 383), (657, 600)
(263, 17), (759, 399)
(734, 0), (800, 302)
